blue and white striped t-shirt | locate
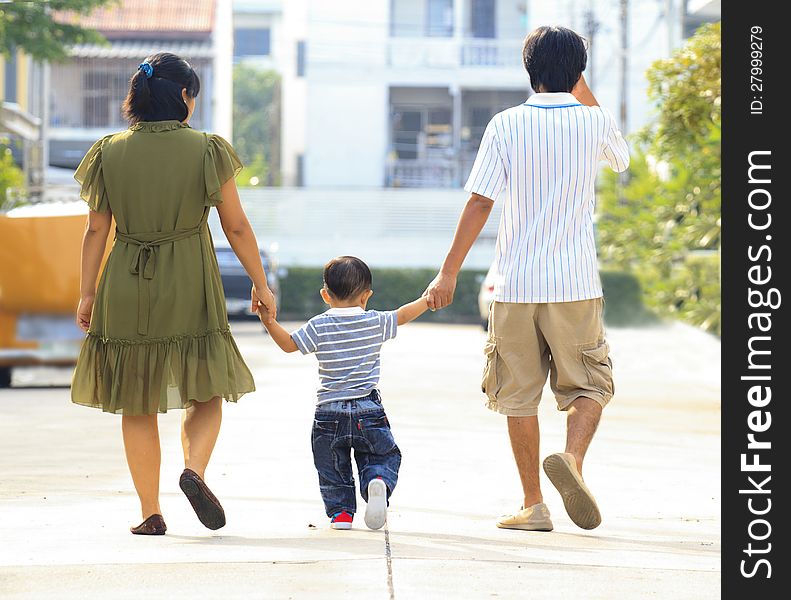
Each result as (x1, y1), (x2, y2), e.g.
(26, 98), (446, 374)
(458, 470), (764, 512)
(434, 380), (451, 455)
(465, 92), (630, 303)
(291, 307), (398, 404)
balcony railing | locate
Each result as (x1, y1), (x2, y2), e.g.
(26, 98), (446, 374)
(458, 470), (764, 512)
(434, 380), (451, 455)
(387, 37), (523, 69)
(386, 159), (459, 188)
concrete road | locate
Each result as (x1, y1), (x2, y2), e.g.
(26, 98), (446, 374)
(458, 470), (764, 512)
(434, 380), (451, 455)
(0, 321), (720, 599)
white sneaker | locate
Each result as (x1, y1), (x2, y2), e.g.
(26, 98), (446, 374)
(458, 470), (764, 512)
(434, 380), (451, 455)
(364, 478), (388, 530)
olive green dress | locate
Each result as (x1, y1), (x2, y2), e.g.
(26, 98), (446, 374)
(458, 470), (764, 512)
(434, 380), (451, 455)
(71, 120), (255, 415)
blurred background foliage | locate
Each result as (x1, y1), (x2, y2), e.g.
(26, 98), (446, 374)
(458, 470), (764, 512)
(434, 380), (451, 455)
(232, 64), (281, 187)
(0, 142), (24, 210)
(598, 22), (721, 335)
(0, 0), (112, 61)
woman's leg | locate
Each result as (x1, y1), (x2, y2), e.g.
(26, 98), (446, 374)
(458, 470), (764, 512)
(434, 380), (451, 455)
(121, 414), (162, 519)
(181, 396), (222, 478)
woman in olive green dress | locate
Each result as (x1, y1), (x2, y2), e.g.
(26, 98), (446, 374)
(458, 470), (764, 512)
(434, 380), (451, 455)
(72, 53), (275, 535)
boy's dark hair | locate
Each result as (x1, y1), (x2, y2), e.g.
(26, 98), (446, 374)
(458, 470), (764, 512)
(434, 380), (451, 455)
(522, 26), (587, 93)
(323, 256), (372, 300)
(122, 52), (201, 125)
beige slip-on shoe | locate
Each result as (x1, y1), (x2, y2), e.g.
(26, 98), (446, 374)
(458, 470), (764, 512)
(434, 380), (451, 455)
(543, 452), (602, 530)
(496, 502), (554, 531)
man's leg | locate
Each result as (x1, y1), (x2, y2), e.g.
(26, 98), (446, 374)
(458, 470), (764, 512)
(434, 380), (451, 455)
(564, 396), (602, 476)
(541, 299), (612, 529)
(507, 415), (543, 507)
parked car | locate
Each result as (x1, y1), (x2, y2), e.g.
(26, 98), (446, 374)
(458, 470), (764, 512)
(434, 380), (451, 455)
(478, 262), (497, 330)
(214, 243), (280, 319)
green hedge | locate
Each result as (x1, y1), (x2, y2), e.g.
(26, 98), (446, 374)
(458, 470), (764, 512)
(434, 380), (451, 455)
(599, 270), (658, 326)
(278, 267), (654, 326)
(279, 267), (486, 323)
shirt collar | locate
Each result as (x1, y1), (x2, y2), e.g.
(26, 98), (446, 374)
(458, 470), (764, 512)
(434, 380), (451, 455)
(325, 306), (366, 315)
(525, 92), (581, 107)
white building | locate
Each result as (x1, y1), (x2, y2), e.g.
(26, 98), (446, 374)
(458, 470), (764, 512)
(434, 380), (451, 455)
(48, 0), (234, 169)
(277, 0), (531, 188)
(271, 0), (713, 189)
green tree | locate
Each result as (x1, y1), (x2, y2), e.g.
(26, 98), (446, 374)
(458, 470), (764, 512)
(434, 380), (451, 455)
(233, 64), (280, 186)
(1, 0), (113, 61)
(598, 22), (721, 334)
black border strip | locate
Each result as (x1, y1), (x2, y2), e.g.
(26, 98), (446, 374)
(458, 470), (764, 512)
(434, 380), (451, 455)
(722, 2), (788, 597)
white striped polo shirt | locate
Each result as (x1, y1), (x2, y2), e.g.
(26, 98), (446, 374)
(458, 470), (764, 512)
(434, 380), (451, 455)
(465, 92), (630, 303)
(291, 306), (397, 404)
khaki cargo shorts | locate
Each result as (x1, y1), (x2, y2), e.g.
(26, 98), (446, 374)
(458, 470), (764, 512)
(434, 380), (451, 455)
(482, 299), (614, 417)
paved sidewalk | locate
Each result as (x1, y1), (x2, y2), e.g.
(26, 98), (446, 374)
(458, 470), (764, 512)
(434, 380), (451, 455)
(0, 322), (720, 599)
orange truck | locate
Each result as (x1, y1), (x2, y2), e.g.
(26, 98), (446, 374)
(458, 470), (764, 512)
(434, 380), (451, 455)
(0, 201), (108, 387)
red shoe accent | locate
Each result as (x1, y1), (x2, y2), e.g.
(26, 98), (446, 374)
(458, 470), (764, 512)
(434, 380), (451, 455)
(331, 511), (354, 524)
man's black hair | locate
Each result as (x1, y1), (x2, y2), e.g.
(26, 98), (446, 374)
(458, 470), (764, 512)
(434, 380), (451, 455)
(522, 26), (587, 93)
(323, 256), (372, 301)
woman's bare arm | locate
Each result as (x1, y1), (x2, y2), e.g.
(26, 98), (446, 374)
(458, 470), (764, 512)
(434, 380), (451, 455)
(215, 178), (277, 318)
(77, 209), (112, 331)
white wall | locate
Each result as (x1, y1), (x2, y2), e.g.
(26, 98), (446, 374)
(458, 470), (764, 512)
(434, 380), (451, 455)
(303, 1), (391, 186)
(213, 0), (234, 139)
(495, 0), (528, 40)
(392, 0), (426, 36)
(279, 0), (308, 186)
(209, 187), (499, 269)
(304, 82), (388, 187)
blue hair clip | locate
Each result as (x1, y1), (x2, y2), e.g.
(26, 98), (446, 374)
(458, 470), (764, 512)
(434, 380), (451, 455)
(138, 62), (154, 79)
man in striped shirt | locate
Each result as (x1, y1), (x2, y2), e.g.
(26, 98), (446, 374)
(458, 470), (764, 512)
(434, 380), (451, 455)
(426, 26), (629, 532)
(259, 256), (429, 531)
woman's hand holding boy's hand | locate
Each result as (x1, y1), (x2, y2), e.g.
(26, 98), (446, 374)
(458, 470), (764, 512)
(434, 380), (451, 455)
(252, 284), (277, 321)
(257, 304), (275, 325)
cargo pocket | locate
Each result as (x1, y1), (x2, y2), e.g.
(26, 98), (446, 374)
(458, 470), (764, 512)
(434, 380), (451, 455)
(581, 341), (614, 398)
(482, 338), (501, 400)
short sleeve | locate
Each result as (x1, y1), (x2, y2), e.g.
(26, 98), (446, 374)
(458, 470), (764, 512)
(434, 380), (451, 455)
(378, 310), (398, 342)
(599, 108), (630, 173)
(204, 134), (243, 206)
(291, 319), (320, 355)
(464, 117), (507, 202)
(74, 136), (111, 213)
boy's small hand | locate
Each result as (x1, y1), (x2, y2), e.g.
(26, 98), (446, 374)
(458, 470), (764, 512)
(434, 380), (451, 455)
(257, 305), (275, 326)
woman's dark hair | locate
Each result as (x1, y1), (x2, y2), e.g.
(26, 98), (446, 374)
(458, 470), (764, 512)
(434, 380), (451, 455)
(323, 256), (373, 301)
(122, 52), (201, 124)
(522, 26), (587, 93)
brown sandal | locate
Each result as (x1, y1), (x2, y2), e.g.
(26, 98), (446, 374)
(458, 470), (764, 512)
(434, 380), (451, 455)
(179, 468), (226, 530)
(130, 514), (167, 535)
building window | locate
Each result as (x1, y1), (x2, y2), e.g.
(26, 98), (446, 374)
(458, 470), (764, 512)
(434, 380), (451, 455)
(426, 0), (453, 37)
(296, 153), (304, 187)
(296, 40), (306, 77)
(392, 106), (452, 159)
(470, 0), (496, 38)
(4, 50), (17, 103)
(82, 70), (127, 128)
(234, 28), (271, 58)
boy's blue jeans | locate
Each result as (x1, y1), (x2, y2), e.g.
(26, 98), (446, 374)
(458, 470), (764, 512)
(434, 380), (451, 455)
(312, 390), (401, 517)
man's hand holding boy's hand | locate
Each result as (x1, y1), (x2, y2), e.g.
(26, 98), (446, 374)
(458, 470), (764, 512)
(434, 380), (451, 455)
(424, 271), (457, 310)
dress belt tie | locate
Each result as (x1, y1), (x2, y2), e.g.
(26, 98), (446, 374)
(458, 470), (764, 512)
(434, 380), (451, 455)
(115, 223), (205, 336)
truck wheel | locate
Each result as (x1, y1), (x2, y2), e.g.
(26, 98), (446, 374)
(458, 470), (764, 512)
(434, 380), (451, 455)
(0, 367), (11, 388)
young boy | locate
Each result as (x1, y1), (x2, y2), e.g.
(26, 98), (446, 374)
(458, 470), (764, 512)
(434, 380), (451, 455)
(259, 256), (429, 530)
